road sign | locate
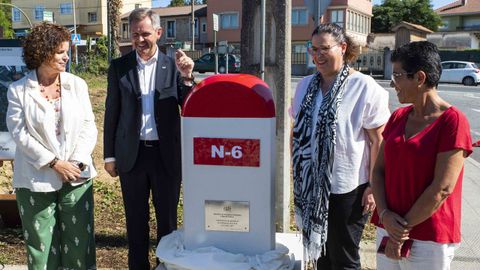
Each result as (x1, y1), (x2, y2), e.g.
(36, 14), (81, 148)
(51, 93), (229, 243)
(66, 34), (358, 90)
(71, 34), (81, 45)
(213, 14), (219, 32)
(43, 11), (53, 22)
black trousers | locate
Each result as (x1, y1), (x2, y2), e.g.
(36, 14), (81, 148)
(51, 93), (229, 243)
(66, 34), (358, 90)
(119, 142), (181, 270)
(317, 183), (369, 270)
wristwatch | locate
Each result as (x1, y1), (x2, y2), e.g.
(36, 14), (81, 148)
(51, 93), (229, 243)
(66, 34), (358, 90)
(48, 157), (59, 168)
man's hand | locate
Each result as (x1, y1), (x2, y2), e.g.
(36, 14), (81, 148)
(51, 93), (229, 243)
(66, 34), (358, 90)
(175, 49), (194, 78)
(104, 161), (118, 177)
(362, 186), (376, 215)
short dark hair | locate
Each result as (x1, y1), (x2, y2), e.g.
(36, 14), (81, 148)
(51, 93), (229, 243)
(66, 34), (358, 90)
(391, 41), (442, 87)
(23, 22), (70, 70)
(311, 23), (360, 63)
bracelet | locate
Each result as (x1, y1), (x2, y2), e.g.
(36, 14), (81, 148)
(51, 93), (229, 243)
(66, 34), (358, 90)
(379, 209), (389, 224)
(181, 75), (195, 82)
(48, 157), (59, 168)
(71, 160), (86, 171)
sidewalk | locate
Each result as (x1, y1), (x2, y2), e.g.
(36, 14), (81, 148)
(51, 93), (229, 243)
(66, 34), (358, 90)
(2, 158), (480, 270)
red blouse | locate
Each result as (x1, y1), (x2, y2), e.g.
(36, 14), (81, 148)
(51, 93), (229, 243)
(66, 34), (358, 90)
(372, 105), (473, 243)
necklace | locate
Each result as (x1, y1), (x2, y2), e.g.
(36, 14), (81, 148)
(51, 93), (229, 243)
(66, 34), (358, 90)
(39, 75), (61, 100)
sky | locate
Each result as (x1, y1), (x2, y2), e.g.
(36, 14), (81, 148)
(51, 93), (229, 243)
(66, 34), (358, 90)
(372, 0), (453, 9)
(152, 0), (171, 8)
(153, 0), (454, 9)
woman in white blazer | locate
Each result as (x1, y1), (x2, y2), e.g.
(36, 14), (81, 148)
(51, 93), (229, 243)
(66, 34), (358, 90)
(6, 23), (97, 270)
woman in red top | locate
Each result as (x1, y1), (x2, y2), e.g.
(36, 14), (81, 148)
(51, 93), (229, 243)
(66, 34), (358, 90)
(371, 41), (473, 269)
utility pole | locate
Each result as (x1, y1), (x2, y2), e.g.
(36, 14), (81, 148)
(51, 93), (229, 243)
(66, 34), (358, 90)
(260, 0), (265, 80)
(107, 0), (111, 62)
(191, 0), (195, 51)
(72, 0), (78, 65)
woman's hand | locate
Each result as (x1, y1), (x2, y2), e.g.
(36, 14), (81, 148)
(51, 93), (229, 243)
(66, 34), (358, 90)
(382, 210), (411, 242)
(385, 238), (403, 260)
(52, 160), (81, 182)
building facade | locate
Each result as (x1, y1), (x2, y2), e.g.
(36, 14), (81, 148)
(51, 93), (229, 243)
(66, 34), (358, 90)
(429, 0), (480, 49)
(120, 5), (208, 51)
(206, 0), (373, 53)
(11, 0), (151, 38)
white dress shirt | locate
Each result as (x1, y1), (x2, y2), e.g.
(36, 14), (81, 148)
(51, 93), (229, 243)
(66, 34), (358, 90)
(137, 48), (160, 141)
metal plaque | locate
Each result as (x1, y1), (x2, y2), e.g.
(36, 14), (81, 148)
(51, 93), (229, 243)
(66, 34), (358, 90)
(205, 200), (249, 232)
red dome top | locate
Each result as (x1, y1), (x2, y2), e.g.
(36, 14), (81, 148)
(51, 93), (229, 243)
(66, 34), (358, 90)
(182, 74), (275, 118)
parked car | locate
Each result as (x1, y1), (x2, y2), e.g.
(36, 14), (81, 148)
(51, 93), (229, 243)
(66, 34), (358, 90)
(193, 53), (241, 73)
(440, 61), (480, 86)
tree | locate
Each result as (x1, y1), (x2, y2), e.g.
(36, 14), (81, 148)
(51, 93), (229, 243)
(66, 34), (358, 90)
(0, 0), (14, 38)
(169, 0), (185, 6)
(168, 0), (204, 6)
(108, 0), (122, 59)
(372, 0), (442, 33)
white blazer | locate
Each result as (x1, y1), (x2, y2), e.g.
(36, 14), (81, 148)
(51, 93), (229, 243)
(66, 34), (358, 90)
(6, 71), (98, 192)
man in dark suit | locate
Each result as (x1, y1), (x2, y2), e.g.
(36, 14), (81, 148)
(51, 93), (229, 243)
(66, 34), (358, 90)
(103, 8), (194, 269)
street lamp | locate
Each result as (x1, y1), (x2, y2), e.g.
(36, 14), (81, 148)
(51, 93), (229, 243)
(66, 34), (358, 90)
(72, 0), (78, 65)
(0, 3), (33, 29)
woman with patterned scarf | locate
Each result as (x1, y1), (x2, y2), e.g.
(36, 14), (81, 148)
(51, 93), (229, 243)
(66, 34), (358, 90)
(291, 23), (390, 269)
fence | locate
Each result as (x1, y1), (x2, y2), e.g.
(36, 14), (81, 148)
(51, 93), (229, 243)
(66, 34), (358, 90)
(292, 53), (307, 65)
(184, 50), (204, 61)
(182, 50), (392, 77)
(356, 51), (385, 75)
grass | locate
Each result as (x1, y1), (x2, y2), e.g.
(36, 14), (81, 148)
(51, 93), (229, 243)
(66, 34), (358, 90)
(0, 73), (375, 268)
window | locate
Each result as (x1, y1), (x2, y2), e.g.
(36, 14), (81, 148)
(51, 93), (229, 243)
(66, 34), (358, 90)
(202, 22), (207, 33)
(347, 10), (354, 31)
(347, 14), (371, 34)
(331, 10), (344, 27)
(122, 23), (130, 39)
(135, 4), (141, 9)
(12, 8), (21, 22)
(34, 5), (44, 20)
(439, 20), (449, 30)
(192, 18), (199, 36)
(292, 8), (307, 25)
(355, 13), (359, 32)
(220, 13), (239, 29)
(441, 63), (452, 69)
(88, 12), (97, 22)
(60, 3), (72, 15)
(292, 44), (307, 53)
(200, 54), (212, 61)
(167, 20), (176, 38)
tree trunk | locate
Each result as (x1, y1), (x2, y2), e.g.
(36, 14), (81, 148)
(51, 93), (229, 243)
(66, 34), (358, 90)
(241, 0), (292, 232)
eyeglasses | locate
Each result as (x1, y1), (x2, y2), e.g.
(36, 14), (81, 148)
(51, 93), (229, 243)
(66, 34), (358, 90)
(308, 44), (339, 56)
(391, 71), (415, 83)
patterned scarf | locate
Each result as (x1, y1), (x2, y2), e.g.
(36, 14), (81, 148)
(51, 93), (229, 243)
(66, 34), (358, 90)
(292, 64), (350, 261)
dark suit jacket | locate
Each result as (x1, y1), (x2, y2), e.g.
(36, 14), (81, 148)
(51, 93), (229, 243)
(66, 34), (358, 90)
(104, 50), (192, 177)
